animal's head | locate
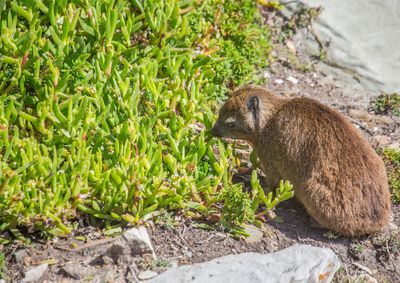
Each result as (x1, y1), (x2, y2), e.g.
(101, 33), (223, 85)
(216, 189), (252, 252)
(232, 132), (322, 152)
(211, 85), (282, 143)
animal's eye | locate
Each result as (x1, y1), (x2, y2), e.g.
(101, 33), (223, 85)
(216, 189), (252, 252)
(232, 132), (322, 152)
(225, 121), (235, 128)
(224, 117), (236, 128)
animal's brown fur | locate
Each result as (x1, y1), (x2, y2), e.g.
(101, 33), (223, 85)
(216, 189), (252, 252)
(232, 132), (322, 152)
(211, 85), (391, 236)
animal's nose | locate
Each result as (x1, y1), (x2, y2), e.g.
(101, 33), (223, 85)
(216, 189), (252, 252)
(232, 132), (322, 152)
(211, 125), (221, 137)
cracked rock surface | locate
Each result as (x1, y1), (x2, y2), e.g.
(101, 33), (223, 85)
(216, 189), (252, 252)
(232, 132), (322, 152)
(150, 244), (340, 283)
(287, 0), (400, 93)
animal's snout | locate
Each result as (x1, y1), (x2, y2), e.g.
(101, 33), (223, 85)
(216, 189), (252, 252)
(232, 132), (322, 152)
(211, 124), (222, 137)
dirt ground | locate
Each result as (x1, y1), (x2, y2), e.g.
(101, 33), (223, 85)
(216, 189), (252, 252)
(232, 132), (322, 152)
(3, 198), (400, 282)
(2, 5), (400, 283)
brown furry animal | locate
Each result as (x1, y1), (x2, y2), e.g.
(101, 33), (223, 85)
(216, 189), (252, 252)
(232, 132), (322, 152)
(211, 85), (391, 236)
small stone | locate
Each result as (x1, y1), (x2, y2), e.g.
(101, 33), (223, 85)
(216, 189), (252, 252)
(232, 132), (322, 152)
(96, 269), (115, 283)
(388, 213), (399, 232)
(263, 72), (271, 79)
(14, 249), (26, 264)
(22, 263), (48, 283)
(105, 226), (156, 261)
(138, 270), (158, 280)
(286, 40), (297, 54)
(286, 76), (299, 84)
(61, 263), (82, 280)
(101, 255), (114, 265)
(373, 135), (391, 146)
(274, 79), (284, 85)
(105, 244), (124, 262)
(243, 224), (263, 243)
(349, 110), (393, 125)
(389, 142), (400, 150)
(121, 226), (155, 257)
(388, 221), (399, 232)
(371, 115), (393, 125)
(184, 250), (193, 258)
(349, 109), (371, 121)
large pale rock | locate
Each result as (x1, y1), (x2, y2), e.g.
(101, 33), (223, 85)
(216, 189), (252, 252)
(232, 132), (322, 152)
(150, 245), (340, 283)
(288, 0), (400, 94)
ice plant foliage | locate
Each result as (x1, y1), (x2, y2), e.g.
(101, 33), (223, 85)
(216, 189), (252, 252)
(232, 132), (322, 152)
(0, 0), (291, 237)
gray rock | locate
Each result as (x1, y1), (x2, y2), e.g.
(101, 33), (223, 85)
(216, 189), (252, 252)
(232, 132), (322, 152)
(121, 226), (155, 257)
(21, 263), (48, 283)
(370, 115), (393, 125)
(106, 226), (156, 262)
(13, 249), (26, 264)
(348, 110), (393, 126)
(286, 0), (400, 94)
(388, 213), (399, 232)
(95, 269), (115, 283)
(243, 224), (263, 244)
(138, 270), (158, 280)
(389, 142), (400, 150)
(286, 76), (299, 84)
(61, 263), (82, 280)
(348, 109), (371, 121)
(373, 135), (391, 146)
(150, 244), (340, 283)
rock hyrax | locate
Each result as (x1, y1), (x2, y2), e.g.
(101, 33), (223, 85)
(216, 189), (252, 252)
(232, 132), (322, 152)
(211, 85), (391, 236)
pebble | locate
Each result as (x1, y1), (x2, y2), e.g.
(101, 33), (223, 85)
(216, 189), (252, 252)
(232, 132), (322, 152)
(61, 263), (82, 280)
(274, 79), (284, 85)
(14, 249), (27, 264)
(243, 224), (263, 243)
(138, 270), (158, 280)
(373, 135), (391, 146)
(106, 226), (156, 262)
(21, 263), (48, 283)
(348, 109), (371, 121)
(121, 226), (155, 257)
(286, 76), (299, 84)
(285, 40), (297, 54)
(348, 109), (393, 125)
(388, 142), (400, 150)
(96, 269), (115, 283)
(372, 115), (392, 125)
(263, 72), (271, 79)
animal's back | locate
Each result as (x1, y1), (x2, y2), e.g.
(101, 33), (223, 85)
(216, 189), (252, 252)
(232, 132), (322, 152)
(259, 97), (391, 236)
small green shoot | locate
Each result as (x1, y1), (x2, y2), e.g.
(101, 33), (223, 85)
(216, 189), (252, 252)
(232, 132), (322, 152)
(250, 170), (294, 214)
(372, 93), (400, 117)
(383, 148), (400, 203)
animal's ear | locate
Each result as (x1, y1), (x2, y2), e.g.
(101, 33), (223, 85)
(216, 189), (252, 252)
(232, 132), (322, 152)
(247, 96), (259, 114)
